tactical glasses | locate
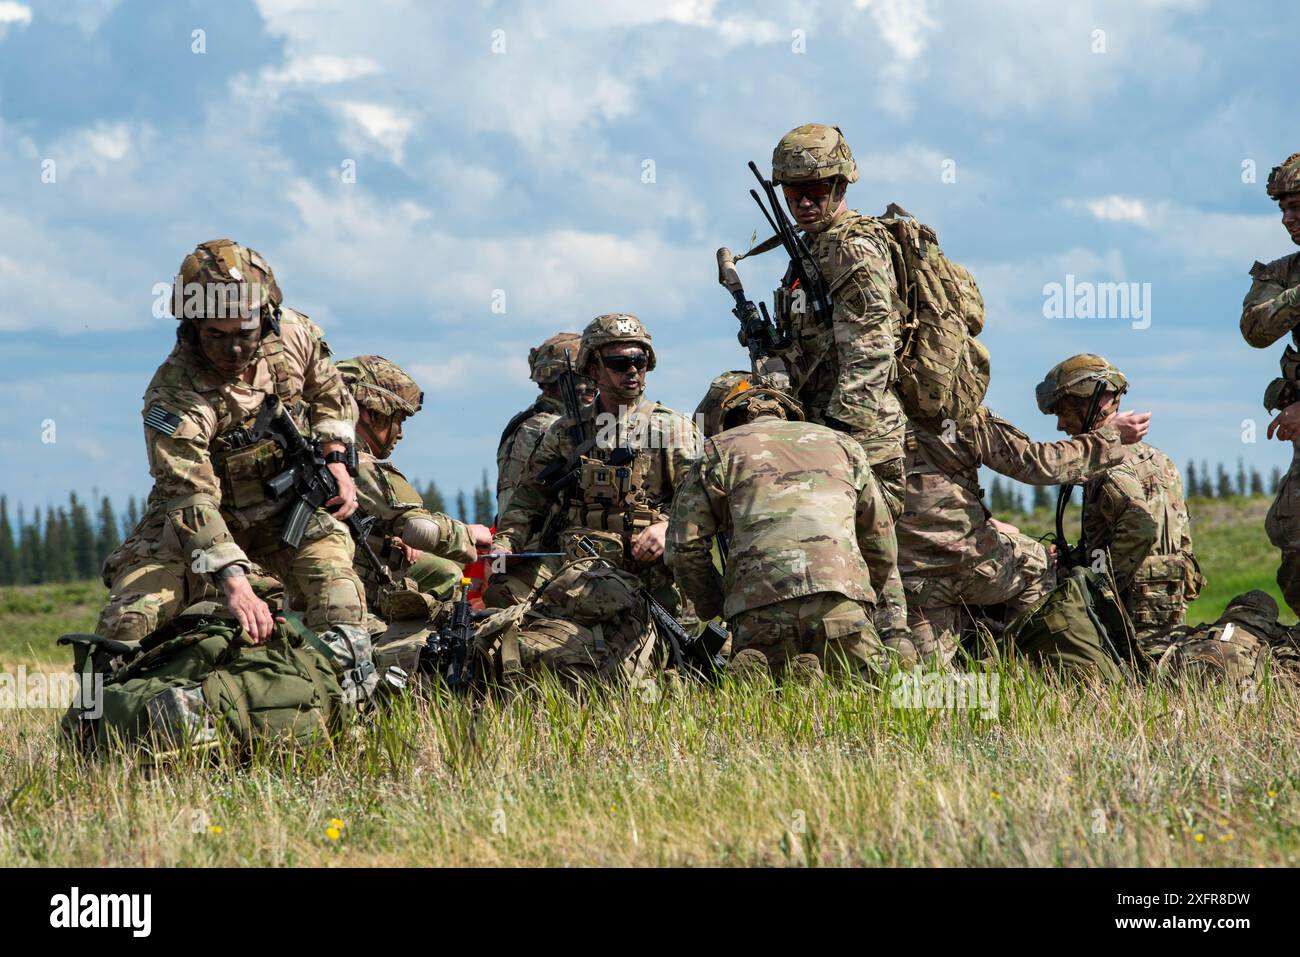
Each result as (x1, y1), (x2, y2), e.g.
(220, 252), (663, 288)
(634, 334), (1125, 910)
(782, 181), (835, 203)
(600, 354), (649, 373)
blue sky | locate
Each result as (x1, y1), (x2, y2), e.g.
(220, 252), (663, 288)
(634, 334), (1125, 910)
(0, 0), (1295, 521)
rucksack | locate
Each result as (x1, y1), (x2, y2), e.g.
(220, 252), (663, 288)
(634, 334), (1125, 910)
(878, 204), (991, 433)
(60, 604), (348, 758)
(1002, 566), (1139, 681)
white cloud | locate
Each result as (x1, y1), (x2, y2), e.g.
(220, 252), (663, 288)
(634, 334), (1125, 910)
(1079, 195), (1151, 226)
(0, 2), (31, 26)
(855, 0), (937, 61)
(334, 101), (414, 164)
(261, 54), (381, 86)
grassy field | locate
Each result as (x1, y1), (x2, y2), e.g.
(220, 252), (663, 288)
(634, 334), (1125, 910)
(0, 496), (1297, 867)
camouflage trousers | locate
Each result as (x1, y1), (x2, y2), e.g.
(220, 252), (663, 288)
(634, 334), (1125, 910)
(98, 507), (376, 703)
(728, 591), (884, 679)
(905, 530), (1052, 665)
(1265, 447), (1300, 616)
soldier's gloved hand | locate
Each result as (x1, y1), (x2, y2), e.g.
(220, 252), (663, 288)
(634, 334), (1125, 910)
(1109, 410), (1151, 444)
(1268, 401), (1300, 442)
(220, 572), (275, 643)
(325, 461), (360, 519)
(466, 524), (493, 549)
(631, 521), (668, 563)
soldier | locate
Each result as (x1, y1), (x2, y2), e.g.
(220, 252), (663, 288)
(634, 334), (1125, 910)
(900, 404), (1150, 665)
(1036, 354), (1204, 643)
(762, 123), (911, 639)
(484, 332), (588, 608)
(96, 239), (378, 703)
(1144, 591), (1300, 684)
(1241, 151), (1300, 614)
(666, 373), (903, 679)
(335, 355), (490, 614)
(487, 313), (702, 676)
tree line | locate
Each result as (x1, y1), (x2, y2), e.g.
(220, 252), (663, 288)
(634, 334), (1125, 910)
(990, 458), (1284, 515)
(0, 471), (498, 587)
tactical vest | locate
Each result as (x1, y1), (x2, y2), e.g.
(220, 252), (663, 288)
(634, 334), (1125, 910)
(207, 340), (301, 512)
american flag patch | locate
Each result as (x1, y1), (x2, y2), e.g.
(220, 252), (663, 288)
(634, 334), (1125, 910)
(144, 405), (183, 436)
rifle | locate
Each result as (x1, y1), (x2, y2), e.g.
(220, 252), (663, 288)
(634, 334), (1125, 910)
(420, 575), (482, 689)
(253, 395), (395, 586)
(1052, 381), (1108, 570)
(572, 535), (728, 677)
(716, 246), (790, 373)
(743, 160), (834, 330)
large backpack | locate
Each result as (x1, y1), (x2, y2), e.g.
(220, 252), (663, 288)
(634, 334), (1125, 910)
(877, 204), (991, 433)
(60, 604), (348, 757)
(1002, 566), (1139, 682)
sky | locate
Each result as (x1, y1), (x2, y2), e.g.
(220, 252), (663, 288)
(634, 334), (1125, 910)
(0, 0), (1296, 522)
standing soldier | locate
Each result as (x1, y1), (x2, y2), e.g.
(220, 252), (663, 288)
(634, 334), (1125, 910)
(96, 239), (378, 703)
(335, 355), (490, 613)
(1036, 354), (1204, 644)
(900, 405), (1149, 665)
(484, 332), (587, 608)
(487, 314), (702, 676)
(666, 374), (904, 679)
(1241, 151), (1300, 614)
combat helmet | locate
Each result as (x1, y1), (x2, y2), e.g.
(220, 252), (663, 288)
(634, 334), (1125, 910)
(337, 355), (424, 418)
(771, 124), (859, 186)
(1267, 152), (1300, 202)
(1035, 354), (1128, 415)
(529, 332), (582, 385)
(172, 239), (283, 332)
(696, 371), (804, 437)
(695, 371), (752, 437)
(577, 313), (657, 372)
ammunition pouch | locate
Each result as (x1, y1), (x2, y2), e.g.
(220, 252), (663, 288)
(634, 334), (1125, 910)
(214, 435), (287, 510)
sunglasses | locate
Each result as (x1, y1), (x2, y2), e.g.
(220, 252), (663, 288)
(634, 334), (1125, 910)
(782, 181), (835, 202)
(601, 353), (649, 373)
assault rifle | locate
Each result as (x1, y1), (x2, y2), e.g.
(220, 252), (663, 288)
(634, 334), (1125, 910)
(253, 395), (395, 586)
(743, 160), (833, 329)
(716, 246), (790, 373)
(572, 535), (728, 677)
(420, 576), (482, 689)
(1052, 381), (1108, 570)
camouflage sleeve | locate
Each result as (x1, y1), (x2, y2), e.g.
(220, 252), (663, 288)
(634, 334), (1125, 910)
(1241, 260), (1300, 348)
(664, 446), (726, 622)
(143, 387), (248, 575)
(975, 410), (1123, 485)
(292, 318), (356, 444)
(356, 460), (476, 564)
(823, 232), (901, 433)
(493, 417), (569, 552)
(849, 440), (901, 616)
(661, 409), (705, 499)
(496, 417), (548, 520)
(1091, 474), (1159, 591)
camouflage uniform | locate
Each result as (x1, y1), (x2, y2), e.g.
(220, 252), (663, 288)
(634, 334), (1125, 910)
(1037, 354), (1204, 642)
(491, 314), (702, 677)
(1242, 152), (1300, 615)
(336, 355), (475, 614)
(97, 240), (377, 703)
(484, 333), (579, 607)
(763, 124), (910, 636)
(666, 375), (896, 678)
(900, 407), (1125, 663)
(1144, 591), (1300, 684)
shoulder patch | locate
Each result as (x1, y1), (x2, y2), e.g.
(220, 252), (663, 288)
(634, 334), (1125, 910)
(144, 405), (183, 436)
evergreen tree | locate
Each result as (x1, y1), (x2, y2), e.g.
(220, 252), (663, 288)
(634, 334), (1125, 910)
(0, 496), (15, 586)
(1273, 466), (1283, 494)
(421, 480), (447, 515)
(68, 492), (97, 580)
(125, 496), (141, 532)
(1186, 461), (1198, 498)
(455, 491), (469, 522)
(1200, 459), (1212, 498)
(97, 495), (121, 563)
(1032, 485), (1050, 510)
(1216, 463), (1233, 499)
(989, 477), (1005, 512)
(16, 505), (33, 584)
(1236, 458), (1247, 497)
(1250, 468), (1264, 497)
(473, 470), (494, 524)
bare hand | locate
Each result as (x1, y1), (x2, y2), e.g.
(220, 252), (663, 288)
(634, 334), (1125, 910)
(325, 461), (359, 519)
(394, 537), (423, 565)
(631, 521), (668, 563)
(989, 518), (1020, 537)
(466, 523), (494, 548)
(222, 574), (275, 643)
(1268, 402), (1300, 442)
(1109, 410), (1151, 445)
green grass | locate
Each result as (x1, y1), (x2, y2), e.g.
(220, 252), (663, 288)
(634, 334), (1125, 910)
(0, 496), (1297, 867)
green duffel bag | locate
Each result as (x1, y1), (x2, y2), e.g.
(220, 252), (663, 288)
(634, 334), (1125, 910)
(1003, 566), (1138, 682)
(60, 603), (349, 757)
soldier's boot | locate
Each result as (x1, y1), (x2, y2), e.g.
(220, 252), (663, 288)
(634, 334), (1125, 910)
(726, 648), (772, 681)
(786, 653), (825, 684)
(881, 631), (918, 670)
(317, 623), (380, 706)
